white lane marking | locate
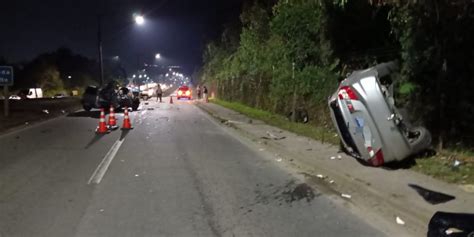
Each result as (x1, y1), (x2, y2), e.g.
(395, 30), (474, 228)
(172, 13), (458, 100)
(88, 139), (124, 184)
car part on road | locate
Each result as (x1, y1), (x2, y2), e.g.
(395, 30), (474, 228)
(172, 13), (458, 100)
(81, 84), (140, 112)
(396, 216), (405, 225)
(408, 184), (455, 205)
(328, 61), (432, 166)
(428, 212), (474, 237)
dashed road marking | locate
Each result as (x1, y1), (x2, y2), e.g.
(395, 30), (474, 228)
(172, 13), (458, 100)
(88, 138), (124, 184)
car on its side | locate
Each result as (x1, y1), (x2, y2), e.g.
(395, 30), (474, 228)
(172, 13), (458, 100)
(328, 61), (431, 166)
(81, 85), (140, 111)
(177, 86), (191, 100)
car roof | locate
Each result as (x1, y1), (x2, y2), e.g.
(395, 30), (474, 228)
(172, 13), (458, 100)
(179, 86), (189, 90)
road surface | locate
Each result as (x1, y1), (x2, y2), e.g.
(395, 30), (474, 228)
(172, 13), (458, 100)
(0, 98), (385, 237)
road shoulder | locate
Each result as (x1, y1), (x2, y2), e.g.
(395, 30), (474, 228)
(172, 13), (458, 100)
(196, 101), (474, 237)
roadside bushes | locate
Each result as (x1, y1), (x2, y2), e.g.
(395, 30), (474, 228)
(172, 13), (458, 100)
(201, 0), (474, 151)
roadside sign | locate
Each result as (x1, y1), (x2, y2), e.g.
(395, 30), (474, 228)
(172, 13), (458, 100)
(0, 66), (14, 86)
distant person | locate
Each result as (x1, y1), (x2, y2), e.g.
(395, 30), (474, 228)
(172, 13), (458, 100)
(203, 86), (208, 103)
(197, 85), (202, 99)
(156, 84), (163, 102)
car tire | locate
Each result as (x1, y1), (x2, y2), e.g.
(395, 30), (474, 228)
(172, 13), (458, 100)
(409, 126), (432, 154)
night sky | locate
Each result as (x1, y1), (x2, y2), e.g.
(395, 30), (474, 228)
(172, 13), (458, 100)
(0, 0), (244, 74)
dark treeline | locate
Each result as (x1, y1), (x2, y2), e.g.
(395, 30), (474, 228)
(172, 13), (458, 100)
(2, 48), (127, 96)
(199, 0), (474, 150)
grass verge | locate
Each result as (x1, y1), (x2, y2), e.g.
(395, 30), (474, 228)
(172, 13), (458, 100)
(211, 98), (473, 185)
(212, 99), (339, 144)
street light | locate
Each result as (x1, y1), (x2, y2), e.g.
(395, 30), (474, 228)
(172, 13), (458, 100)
(135, 15), (145, 25)
(155, 54), (161, 59)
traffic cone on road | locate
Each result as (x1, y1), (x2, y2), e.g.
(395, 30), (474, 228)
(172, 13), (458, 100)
(107, 106), (118, 130)
(96, 108), (109, 134)
(121, 107), (133, 130)
(169, 96), (173, 104)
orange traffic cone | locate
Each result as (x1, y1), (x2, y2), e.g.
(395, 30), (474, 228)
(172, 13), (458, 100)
(108, 106), (118, 130)
(169, 96), (173, 104)
(96, 108), (109, 134)
(121, 107), (133, 130)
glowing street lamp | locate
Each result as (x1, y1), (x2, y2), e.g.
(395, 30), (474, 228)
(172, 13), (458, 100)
(155, 54), (161, 59)
(135, 15), (145, 25)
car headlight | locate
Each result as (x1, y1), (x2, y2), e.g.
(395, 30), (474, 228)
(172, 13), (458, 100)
(178, 90), (183, 96)
(185, 90), (191, 96)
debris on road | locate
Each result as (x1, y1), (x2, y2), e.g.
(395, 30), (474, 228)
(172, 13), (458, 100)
(330, 156), (336, 160)
(42, 109), (49, 114)
(147, 108), (154, 110)
(329, 180), (335, 184)
(428, 212), (474, 237)
(265, 131), (286, 140)
(445, 228), (463, 235)
(396, 216), (405, 225)
(341, 193), (352, 199)
(259, 148), (265, 151)
(281, 183), (316, 203)
(25, 122), (29, 125)
(408, 184), (455, 205)
(316, 174), (325, 179)
(452, 160), (462, 171)
(276, 158), (282, 162)
(460, 184), (474, 193)
(99, 209), (104, 212)
(134, 174), (140, 177)
(337, 155), (342, 159)
(61, 110), (66, 114)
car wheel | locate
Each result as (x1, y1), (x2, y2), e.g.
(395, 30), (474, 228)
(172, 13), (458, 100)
(83, 105), (92, 111)
(408, 126), (432, 154)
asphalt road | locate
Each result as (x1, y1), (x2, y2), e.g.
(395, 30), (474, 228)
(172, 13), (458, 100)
(0, 97), (386, 237)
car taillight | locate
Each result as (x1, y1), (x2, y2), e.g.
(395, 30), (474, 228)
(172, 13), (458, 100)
(178, 90), (183, 95)
(185, 90), (191, 96)
(367, 147), (384, 166)
(338, 86), (358, 100)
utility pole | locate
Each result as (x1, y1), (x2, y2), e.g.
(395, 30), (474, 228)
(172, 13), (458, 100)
(97, 15), (104, 87)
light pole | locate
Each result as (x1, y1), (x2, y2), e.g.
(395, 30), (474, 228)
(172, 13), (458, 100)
(97, 15), (104, 87)
(97, 14), (145, 87)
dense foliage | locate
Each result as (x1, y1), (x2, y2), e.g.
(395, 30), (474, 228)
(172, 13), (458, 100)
(200, 0), (474, 150)
(3, 48), (127, 97)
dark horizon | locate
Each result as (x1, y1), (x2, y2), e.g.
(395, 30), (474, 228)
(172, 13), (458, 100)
(0, 0), (244, 74)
